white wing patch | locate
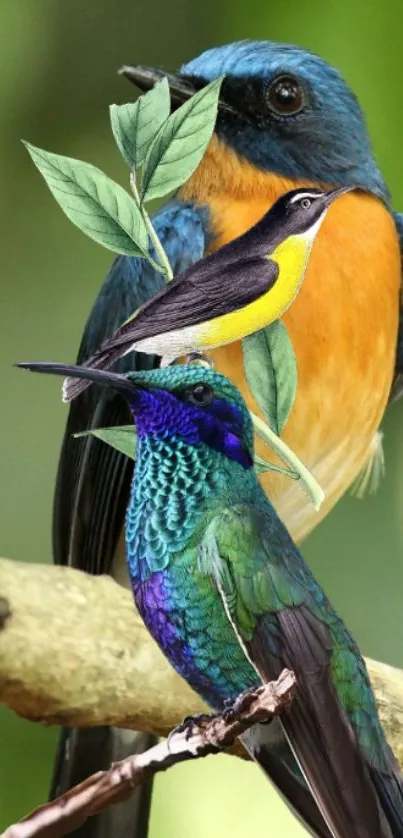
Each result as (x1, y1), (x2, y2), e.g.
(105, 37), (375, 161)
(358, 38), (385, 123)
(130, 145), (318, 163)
(350, 431), (385, 499)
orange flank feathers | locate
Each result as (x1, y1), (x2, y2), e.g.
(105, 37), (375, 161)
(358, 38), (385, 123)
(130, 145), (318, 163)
(180, 136), (401, 541)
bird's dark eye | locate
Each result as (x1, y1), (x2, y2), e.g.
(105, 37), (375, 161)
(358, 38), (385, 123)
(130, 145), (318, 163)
(267, 75), (304, 116)
(186, 383), (214, 406)
(300, 197), (312, 210)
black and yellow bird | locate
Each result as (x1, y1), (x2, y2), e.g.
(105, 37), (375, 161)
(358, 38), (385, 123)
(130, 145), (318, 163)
(63, 185), (353, 402)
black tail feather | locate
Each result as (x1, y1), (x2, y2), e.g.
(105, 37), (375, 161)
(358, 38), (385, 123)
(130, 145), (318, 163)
(241, 720), (332, 838)
(248, 608), (396, 838)
(370, 764), (403, 838)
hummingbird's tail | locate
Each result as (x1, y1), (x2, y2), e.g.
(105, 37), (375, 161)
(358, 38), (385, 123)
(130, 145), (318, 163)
(277, 691), (395, 838)
(369, 763), (403, 838)
(244, 607), (401, 838)
(240, 722), (332, 838)
(50, 726), (155, 838)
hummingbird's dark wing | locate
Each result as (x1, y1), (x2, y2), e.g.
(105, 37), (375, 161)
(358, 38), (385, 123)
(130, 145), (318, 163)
(63, 255), (278, 401)
(202, 504), (403, 838)
(390, 212), (403, 401)
(50, 201), (207, 838)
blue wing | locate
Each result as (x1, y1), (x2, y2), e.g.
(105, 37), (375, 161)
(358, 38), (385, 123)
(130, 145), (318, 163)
(391, 212), (403, 401)
(53, 199), (207, 572)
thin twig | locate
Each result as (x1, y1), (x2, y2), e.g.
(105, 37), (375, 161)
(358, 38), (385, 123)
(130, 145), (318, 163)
(1, 671), (296, 838)
(130, 173), (174, 280)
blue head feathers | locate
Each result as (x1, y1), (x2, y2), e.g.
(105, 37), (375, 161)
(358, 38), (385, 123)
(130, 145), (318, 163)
(125, 367), (254, 469)
(181, 40), (388, 202)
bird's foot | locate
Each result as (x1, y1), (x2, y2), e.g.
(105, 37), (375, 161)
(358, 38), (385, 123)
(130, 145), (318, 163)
(169, 712), (217, 742)
(222, 687), (261, 723)
(184, 351), (215, 369)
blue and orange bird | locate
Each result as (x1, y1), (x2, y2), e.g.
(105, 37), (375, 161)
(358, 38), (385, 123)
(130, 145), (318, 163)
(18, 360), (403, 838)
(47, 41), (403, 838)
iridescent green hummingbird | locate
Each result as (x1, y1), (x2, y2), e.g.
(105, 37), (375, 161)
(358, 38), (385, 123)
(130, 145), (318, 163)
(17, 360), (403, 838)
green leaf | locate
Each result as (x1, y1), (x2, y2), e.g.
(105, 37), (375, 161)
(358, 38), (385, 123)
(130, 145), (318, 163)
(75, 425), (137, 459)
(141, 76), (223, 202)
(24, 142), (149, 257)
(242, 321), (298, 436)
(110, 78), (170, 170)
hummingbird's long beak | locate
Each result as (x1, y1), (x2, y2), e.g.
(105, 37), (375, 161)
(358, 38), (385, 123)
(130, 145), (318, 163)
(325, 184), (357, 204)
(16, 362), (136, 396)
(119, 64), (236, 115)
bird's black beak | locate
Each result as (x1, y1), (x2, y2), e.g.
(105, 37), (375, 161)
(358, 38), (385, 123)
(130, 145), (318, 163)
(15, 362), (136, 397)
(325, 184), (357, 204)
(119, 64), (236, 115)
(119, 65), (197, 109)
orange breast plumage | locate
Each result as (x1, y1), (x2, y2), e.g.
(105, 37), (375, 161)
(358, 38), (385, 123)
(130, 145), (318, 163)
(180, 138), (401, 541)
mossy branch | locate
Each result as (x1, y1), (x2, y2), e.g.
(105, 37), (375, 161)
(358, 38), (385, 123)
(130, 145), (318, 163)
(0, 557), (402, 769)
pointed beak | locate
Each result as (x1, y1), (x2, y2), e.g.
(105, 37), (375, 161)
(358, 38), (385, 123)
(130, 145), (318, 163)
(119, 64), (236, 115)
(119, 65), (196, 109)
(325, 184), (357, 204)
(15, 362), (137, 396)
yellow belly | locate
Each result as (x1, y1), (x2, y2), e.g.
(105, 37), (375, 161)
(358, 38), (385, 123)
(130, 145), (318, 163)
(201, 234), (309, 347)
(180, 138), (401, 542)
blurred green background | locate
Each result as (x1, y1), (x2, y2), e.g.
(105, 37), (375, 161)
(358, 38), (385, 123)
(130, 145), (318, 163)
(1, 0), (403, 835)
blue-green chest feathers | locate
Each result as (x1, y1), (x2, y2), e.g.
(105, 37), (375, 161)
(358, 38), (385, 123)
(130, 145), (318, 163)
(125, 436), (260, 707)
(125, 434), (216, 580)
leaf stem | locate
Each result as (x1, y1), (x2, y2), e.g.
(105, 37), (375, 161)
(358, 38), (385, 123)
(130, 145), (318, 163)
(251, 413), (325, 510)
(255, 456), (300, 480)
(130, 173), (173, 281)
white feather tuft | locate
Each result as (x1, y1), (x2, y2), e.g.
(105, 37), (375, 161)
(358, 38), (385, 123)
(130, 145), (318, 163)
(350, 431), (385, 499)
(61, 378), (69, 404)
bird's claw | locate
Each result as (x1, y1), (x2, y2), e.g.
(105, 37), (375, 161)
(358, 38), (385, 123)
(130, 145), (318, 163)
(222, 688), (258, 722)
(184, 352), (215, 370)
(169, 712), (217, 742)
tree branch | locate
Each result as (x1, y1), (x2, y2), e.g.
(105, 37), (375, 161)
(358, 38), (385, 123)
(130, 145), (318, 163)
(0, 556), (206, 735)
(1, 672), (296, 838)
(0, 557), (403, 769)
